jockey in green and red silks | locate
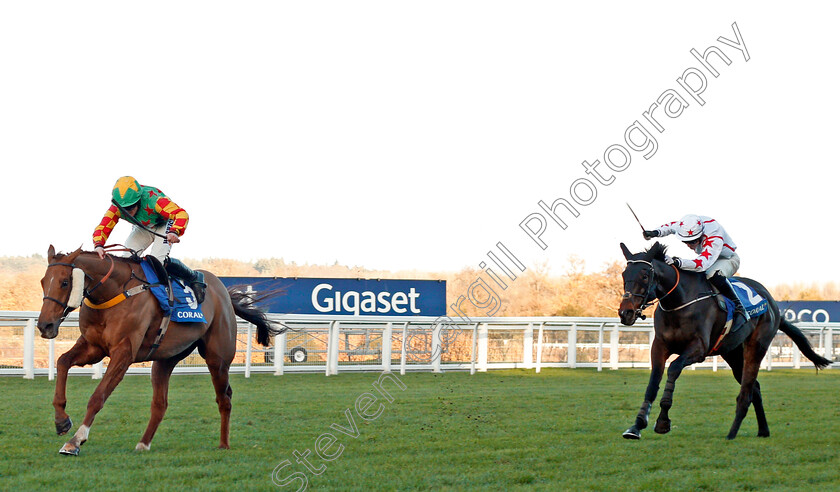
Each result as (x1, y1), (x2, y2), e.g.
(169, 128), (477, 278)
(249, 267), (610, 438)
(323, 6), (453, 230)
(93, 176), (189, 250)
(92, 176), (206, 304)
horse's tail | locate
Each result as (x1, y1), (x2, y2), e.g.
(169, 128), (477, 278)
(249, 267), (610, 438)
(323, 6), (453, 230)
(228, 287), (288, 347)
(779, 319), (833, 369)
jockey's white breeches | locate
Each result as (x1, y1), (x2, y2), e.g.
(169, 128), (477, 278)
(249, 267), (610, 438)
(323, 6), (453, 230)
(124, 219), (174, 261)
(705, 252), (740, 279)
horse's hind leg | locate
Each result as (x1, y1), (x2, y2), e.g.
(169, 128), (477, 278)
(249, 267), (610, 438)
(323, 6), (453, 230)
(722, 349), (769, 438)
(751, 381), (769, 437)
(136, 358), (179, 451)
(53, 337), (105, 436)
(206, 355), (233, 449)
(726, 353), (764, 440)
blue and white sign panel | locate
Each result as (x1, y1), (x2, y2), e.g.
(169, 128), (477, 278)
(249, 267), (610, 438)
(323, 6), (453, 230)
(777, 301), (840, 323)
(219, 277), (446, 317)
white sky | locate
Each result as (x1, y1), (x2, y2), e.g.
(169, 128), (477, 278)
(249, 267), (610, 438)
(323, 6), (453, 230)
(2, 2), (838, 285)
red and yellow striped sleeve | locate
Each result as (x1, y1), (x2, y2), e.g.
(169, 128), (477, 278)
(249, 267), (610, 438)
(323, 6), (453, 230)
(155, 197), (190, 236)
(93, 205), (122, 247)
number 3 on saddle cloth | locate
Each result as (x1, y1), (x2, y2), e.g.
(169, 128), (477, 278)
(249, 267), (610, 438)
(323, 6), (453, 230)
(140, 258), (206, 323)
(711, 278), (769, 354)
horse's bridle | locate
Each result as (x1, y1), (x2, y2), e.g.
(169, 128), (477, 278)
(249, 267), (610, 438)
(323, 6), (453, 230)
(42, 256), (117, 322)
(622, 260), (680, 320)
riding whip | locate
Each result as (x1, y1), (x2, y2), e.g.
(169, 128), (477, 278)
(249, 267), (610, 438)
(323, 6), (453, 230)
(626, 203), (646, 232)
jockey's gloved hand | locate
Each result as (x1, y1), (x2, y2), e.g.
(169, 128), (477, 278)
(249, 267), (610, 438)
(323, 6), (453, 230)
(643, 230), (660, 240)
(666, 257), (682, 268)
(94, 246), (106, 260)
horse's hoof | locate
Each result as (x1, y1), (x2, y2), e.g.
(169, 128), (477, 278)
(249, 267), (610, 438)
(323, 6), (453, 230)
(622, 426), (641, 440)
(55, 417), (73, 436)
(59, 443), (80, 456)
(654, 420), (671, 434)
(757, 429), (770, 438)
(135, 442), (151, 451)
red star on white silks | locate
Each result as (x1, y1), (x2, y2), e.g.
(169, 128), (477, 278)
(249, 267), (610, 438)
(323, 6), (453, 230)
(702, 238), (716, 248)
(700, 249), (712, 260)
(693, 258), (704, 268)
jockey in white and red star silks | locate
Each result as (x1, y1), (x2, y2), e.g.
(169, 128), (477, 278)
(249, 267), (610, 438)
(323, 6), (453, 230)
(643, 214), (749, 331)
(650, 214), (739, 278)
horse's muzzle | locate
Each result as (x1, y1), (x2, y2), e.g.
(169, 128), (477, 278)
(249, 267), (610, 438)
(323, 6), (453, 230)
(618, 299), (638, 326)
(37, 321), (59, 339)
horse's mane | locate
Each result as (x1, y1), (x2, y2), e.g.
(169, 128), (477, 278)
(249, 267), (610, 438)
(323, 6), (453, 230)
(645, 241), (668, 262)
(53, 247), (142, 264)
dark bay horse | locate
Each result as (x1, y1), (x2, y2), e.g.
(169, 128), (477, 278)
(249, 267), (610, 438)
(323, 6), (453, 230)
(618, 242), (832, 440)
(37, 245), (285, 455)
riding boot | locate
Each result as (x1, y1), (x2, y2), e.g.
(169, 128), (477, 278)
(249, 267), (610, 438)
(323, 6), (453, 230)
(709, 273), (748, 333)
(165, 257), (206, 304)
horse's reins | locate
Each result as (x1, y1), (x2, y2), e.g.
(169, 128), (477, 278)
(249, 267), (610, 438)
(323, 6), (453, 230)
(622, 260), (681, 320)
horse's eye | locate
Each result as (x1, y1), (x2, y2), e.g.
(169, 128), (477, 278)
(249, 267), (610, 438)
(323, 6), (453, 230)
(61, 279), (70, 288)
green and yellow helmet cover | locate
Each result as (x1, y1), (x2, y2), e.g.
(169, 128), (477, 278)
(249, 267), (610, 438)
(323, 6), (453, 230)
(111, 176), (142, 207)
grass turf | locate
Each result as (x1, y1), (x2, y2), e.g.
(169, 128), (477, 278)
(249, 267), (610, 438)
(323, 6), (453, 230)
(1, 368), (838, 491)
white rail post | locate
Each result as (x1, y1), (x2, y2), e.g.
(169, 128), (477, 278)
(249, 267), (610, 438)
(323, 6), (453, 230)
(274, 332), (285, 376)
(477, 323), (489, 372)
(245, 323), (253, 378)
(23, 319), (35, 379)
(826, 326), (834, 368)
(49, 338), (56, 381)
(470, 322), (479, 375)
(93, 360), (103, 379)
(610, 324), (619, 370)
(793, 340), (801, 369)
(568, 324), (577, 369)
(382, 322), (393, 373)
(431, 321), (442, 373)
(535, 322), (545, 374)
(332, 321), (341, 375)
(712, 355), (718, 372)
(400, 322), (409, 376)
(765, 339), (773, 371)
(523, 323), (534, 369)
(597, 324), (604, 372)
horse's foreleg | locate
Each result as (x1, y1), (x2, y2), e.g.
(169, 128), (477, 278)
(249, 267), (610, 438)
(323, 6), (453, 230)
(136, 359), (179, 451)
(53, 337), (105, 436)
(623, 339), (669, 439)
(59, 339), (134, 456)
(654, 341), (706, 435)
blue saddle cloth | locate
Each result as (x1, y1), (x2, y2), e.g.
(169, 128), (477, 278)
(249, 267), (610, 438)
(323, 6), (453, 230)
(722, 278), (768, 322)
(140, 259), (206, 323)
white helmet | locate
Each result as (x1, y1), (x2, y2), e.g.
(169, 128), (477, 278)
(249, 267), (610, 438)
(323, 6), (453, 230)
(677, 214), (704, 241)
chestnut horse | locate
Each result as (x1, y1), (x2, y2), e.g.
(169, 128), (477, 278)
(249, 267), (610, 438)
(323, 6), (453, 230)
(618, 242), (832, 440)
(37, 245), (284, 455)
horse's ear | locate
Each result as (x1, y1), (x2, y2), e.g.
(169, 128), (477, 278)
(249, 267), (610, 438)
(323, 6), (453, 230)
(620, 242), (632, 260)
(48, 244), (56, 261)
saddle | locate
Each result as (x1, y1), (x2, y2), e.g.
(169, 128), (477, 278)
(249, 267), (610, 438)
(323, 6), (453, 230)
(708, 278), (768, 355)
(140, 257), (206, 323)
